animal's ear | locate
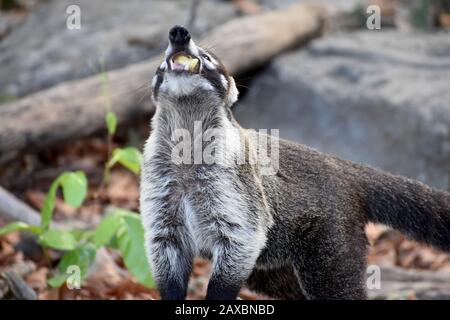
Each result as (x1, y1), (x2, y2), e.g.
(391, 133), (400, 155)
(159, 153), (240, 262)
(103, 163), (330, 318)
(226, 76), (239, 107)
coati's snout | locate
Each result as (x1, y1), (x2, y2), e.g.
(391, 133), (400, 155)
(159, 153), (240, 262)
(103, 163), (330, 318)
(167, 26), (200, 74)
(151, 25), (238, 107)
(169, 25), (191, 48)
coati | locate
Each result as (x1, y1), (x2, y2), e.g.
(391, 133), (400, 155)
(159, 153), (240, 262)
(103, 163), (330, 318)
(140, 25), (450, 300)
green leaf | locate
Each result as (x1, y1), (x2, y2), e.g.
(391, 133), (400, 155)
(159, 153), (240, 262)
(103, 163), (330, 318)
(114, 210), (154, 288)
(71, 229), (95, 243)
(93, 213), (122, 248)
(47, 272), (69, 288)
(106, 111), (117, 136)
(59, 171), (88, 208)
(48, 243), (96, 288)
(40, 177), (62, 230)
(40, 171), (87, 231)
(0, 222), (41, 236)
(39, 229), (78, 251)
(107, 147), (143, 175)
(108, 232), (120, 250)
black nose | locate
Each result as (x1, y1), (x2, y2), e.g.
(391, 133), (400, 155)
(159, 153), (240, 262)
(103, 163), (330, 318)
(169, 25), (191, 47)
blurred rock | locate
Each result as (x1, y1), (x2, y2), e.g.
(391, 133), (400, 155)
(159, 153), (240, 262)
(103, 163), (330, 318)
(0, 0), (238, 97)
(369, 266), (450, 300)
(259, 0), (362, 12)
(236, 31), (450, 190)
(0, 12), (23, 41)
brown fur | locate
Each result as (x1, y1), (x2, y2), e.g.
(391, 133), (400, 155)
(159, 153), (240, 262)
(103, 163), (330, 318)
(141, 26), (450, 300)
(244, 137), (450, 299)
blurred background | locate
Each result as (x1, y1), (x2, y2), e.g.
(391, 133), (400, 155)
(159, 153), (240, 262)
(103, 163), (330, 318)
(0, 0), (450, 300)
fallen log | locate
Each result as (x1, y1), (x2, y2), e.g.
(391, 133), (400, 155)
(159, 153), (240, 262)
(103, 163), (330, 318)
(0, 186), (41, 226)
(0, 3), (328, 163)
(0, 271), (37, 300)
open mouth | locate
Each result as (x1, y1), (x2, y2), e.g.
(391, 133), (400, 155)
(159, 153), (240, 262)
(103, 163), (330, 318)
(169, 52), (200, 74)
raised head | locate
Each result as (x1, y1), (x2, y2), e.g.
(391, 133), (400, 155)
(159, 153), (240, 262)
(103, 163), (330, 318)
(151, 25), (238, 108)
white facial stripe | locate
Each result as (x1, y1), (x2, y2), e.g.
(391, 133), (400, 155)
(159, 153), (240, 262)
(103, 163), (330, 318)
(151, 75), (158, 88)
(220, 75), (228, 89)
(227, 77), (239, 106)
(209, 56), (218, 65)
(160, 60), (167, 70)
(203, 59), (216, 70)
(164, 42), (173, 57)
(188, 39), (199, 56)
(160, 73), (214, 96)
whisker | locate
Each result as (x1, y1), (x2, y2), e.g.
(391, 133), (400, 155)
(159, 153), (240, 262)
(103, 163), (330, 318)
(125, 82), (152, 95)
(203, 44), (218, 51)
(199, 39), (220, 52)
(137, 88), (151, 105)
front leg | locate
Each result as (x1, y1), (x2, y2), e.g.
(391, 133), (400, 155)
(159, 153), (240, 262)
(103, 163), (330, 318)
(149, 226), (194, 300)
(141, 188), (194, 300)
(206, 239), (260, 300)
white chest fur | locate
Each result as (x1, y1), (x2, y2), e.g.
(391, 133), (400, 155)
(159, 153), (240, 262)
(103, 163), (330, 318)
(141, 131), (258, 255)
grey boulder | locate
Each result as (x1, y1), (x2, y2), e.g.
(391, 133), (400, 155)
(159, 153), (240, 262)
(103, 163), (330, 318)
(236, 30), (450, 190)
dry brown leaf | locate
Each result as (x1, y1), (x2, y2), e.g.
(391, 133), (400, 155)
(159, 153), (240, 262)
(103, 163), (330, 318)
(365, 223), (389, 244)
(440, 13), (450, 29)
(26, 190), (77, 217)
(38, 287), (60, 300)
(103, 278), (159, 300)
(25, 267), (49, 292)
(106, 170), (139, 205)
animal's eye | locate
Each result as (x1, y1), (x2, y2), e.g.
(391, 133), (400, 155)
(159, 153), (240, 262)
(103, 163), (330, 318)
(203, 54), (211, 62)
